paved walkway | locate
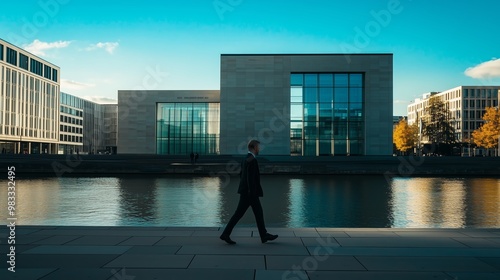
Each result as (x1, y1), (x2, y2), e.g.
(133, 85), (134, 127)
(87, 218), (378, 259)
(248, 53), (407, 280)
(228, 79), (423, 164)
(1, 226), (500, 280)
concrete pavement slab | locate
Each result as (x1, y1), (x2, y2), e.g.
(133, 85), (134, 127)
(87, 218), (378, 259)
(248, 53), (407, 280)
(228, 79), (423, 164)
(39, 268), (117, 280)
(13, 254), (119, 268)
(66, 235), (131, 245)
(178, 242), (309, 256)
(23, 245), (131, 255)
(346, 231), (400, 238)
(256, 269), (308, 280)
(300, 237), (340, 247)
(307, 271), (453, 280)
(356, 256), (499, 272)
(318, 231), (349, 238)
(118, 236), (163, 246)
(266, 255), (366, 271)
(335, 237), (467, 248)
(32, 235), (82, 245)
(120, 268), (255, 280)
(122, 245), (180, 255)
(305, 247), (500, 258)
(479, 258), (500, 270)
(189, 255), (265, 269)
(0, 268), (56, 280)
(394, 231), (470, 238)
(445, 272), (500, 280)
(155, 236), (259, 246)
(104, 254), (194, 269)
(453, 237), (500, 248)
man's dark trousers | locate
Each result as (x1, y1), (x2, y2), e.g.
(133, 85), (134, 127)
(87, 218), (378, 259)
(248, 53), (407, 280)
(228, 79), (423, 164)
(222, 194), (266, 237)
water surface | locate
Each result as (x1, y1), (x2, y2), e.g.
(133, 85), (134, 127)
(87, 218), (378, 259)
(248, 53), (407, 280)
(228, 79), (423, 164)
(1, 175), (499, 228)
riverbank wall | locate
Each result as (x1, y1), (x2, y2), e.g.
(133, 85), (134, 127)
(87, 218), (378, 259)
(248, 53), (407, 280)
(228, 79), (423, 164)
(1, 154), (499, 177)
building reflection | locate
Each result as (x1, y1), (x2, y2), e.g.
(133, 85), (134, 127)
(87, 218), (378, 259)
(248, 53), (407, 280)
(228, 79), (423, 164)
(286, 175), (391, 228)
(118, 177), (158, 225)
(154, 176), (223, 226)
(465, 178), (500, 227)
(6, 178), (62, 225)
(390, 178), (469, 228)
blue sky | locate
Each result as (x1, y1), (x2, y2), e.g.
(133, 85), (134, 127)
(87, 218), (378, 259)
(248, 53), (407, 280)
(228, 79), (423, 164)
(1, 0), (499, 115)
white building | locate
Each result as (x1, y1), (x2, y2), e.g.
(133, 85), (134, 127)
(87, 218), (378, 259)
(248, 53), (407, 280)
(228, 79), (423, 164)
(408, 86), (500, 153)
(0, 39), (60, 154)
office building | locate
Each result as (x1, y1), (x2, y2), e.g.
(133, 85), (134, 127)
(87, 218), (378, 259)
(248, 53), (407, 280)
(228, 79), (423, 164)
(0, 39), (60, 154)
(407, 86), (500, 155)
(118, 54), (393, 156)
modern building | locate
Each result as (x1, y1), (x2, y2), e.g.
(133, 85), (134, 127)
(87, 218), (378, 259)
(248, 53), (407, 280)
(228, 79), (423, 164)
(118, 53), (393, 156)
(118, 90), (220, 155)
(0, 39), (60, 154)
(407, 86), (500, 154)
(102, 104), (118, 154)
(60, 92), (118, 155)
(59, 92), (84, 154)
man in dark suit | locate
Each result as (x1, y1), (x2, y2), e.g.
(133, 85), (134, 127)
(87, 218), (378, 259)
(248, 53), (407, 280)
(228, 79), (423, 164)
(220, 140), (278, 244)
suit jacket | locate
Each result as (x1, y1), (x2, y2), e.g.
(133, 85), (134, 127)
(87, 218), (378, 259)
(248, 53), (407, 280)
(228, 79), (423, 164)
(237, 153), (264, 197)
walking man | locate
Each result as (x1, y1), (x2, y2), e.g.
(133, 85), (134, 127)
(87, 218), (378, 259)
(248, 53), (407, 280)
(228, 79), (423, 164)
(220, 140), (278, 244)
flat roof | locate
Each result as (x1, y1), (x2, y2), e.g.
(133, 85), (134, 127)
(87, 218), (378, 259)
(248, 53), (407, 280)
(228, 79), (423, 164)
(221, 53), (393, 56)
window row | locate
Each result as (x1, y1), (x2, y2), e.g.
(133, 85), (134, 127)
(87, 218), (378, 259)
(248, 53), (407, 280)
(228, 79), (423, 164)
(291, 139), (364, 156)
(60, 115), (83, 125)
(291, 87), (363, 103)
(291, 103), (363, 121)
(463, 88), (500, 98)
(463, 121), (485, 131)
(61, 105), (83, 117)
(156, 137), (219, 155)
(464, 99), (498, 109)
(157, 103), (220, 123)
(60, 134), (83, 143)
(61, 93), (84, 109)
(291, 121), (364, 140)
(60, 125), (83, 134)
(291, 73), (363, 88)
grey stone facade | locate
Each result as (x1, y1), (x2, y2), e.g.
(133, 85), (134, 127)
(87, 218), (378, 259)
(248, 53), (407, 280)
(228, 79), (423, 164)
(118, 90), (220, 154)
(220, 54), (393, 156)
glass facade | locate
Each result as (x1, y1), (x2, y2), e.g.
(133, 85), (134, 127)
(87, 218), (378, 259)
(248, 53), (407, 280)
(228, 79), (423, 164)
(290, 73), (364, 156)
(156, 103), (220, 155)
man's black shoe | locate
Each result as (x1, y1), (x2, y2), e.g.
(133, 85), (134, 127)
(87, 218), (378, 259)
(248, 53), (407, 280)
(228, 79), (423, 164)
(261, 233), (278, 243)
(220, 234), (236, 245)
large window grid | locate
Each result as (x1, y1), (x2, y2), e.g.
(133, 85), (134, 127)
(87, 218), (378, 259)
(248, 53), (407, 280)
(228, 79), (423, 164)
(291, 73), (364, 156)
(156, 103), (220, 155)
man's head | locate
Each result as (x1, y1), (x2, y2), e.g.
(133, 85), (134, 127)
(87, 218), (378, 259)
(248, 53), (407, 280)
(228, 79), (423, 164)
(247, 139), (260, 155)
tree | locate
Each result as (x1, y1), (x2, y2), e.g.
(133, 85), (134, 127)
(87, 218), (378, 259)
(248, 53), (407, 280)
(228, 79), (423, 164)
(472, 107), (500, 155)
(422, 97), (456, 153)
(393, 119), (418, 154)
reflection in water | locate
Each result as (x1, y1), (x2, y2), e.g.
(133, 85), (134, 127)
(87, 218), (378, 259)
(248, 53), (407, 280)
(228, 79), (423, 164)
(155, 176), (223, 226)
(118, 177), (158, 225)
(466, 178), (500, 227)
(285, 176), (392, 228)
(0, 175), (499, 228)
(389, 177), (500, 228)
(287, 179), (306, 227)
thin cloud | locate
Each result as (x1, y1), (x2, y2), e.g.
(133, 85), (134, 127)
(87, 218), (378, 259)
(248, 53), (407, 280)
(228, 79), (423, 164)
(23, 39), (71, 56)
(61, 79), (95, 91)
(465, 58), (500, 79)
(86, 42), (119, 54)
(394, 100), (409, 104)
(83, 96), (117, 104)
